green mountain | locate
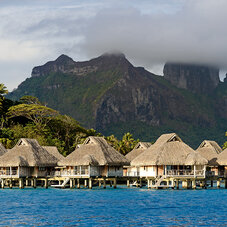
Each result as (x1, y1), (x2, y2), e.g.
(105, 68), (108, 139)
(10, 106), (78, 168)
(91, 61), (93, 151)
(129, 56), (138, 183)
(7, 53), (227, 148)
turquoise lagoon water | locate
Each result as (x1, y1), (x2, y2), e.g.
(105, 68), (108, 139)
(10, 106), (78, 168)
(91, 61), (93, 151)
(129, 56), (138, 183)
(0, 187), (227, 226)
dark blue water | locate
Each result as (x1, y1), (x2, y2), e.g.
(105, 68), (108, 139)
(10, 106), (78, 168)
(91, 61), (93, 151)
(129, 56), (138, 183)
(0, 187), (227, 226)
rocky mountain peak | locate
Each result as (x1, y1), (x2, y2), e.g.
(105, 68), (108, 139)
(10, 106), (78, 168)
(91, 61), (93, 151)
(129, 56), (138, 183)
(163, 63), (220, 94)
(55, 54), (74, 64)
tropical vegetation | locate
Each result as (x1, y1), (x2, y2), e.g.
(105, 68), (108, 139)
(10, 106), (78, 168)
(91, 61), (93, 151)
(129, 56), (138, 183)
(0, 84), (139, 155)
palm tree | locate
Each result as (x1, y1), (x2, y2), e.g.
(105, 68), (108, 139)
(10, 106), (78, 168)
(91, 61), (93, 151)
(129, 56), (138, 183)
(0, 84), (8, 96)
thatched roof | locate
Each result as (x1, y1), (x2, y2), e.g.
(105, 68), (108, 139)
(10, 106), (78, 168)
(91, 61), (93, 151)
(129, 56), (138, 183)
(43, 146), (64, 161)
(216, 148), (227, 165)
(0, 138), (58, 167)
(185, 152), (208, 165)
(59, 136), (130, 166)
(0, 143), (7, 156)
(196, 140), (222, 166)
(131, 133), (204, 166)
(125, 142), (151, 162)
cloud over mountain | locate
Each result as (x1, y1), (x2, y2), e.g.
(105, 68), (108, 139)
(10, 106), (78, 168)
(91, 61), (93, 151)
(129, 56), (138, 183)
(0, 0), (227, 90)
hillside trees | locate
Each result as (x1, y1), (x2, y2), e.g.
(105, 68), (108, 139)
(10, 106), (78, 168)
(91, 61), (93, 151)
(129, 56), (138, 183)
(1, 85), (139, 155)
(8, 103), (59, 131)
(223, 132), (227, 149)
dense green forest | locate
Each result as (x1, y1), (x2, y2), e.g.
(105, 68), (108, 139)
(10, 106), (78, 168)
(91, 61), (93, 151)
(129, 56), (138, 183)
(0, 83), (139, 156)
(1, 83), (226, 154)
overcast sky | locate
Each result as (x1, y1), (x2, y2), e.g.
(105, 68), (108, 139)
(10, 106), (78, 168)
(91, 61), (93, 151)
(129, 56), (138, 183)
(0, 0), (227, 91)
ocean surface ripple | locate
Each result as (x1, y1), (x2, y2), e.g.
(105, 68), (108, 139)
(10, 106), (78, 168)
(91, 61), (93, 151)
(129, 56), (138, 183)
(0, 187), (227, 226)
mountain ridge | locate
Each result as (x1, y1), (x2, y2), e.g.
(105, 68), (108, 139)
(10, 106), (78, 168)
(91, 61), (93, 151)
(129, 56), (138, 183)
(7, 53), (227, 148)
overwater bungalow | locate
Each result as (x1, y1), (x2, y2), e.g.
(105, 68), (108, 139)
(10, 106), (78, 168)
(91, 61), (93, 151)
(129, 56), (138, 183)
(0, 138), (58, 188)
(197, 140), (223, 177)
(58, 136), (129, 179)
(130, 133), (208, 188)
(0, 143), (7, 156)
(125, 142), (151, 177)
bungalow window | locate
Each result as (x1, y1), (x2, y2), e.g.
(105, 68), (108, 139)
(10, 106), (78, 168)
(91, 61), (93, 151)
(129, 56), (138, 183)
(39, 167), (46, 171)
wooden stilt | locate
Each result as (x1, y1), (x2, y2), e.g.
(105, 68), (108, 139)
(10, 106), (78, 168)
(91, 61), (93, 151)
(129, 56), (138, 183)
(9, 179), (13, 189)
(77, 179), (80, 189)
(192, 179), (196, 189)
(225, 179), (227, 189)
(182, 180), (188, 189)
(25, 179), (29, 187)
(187, 180), (192, 189)
(127, 179), (130, 187)
(113, 178), (117, 189)
(172, 180), (175, 189)
(139, 178), (142, 188)
(176, 180), (179, 189)
(211, 180), (213, 187)
(19, 178), (24, 189)
(69, 179), (72, 188)
(1, 179), (4, 189)
(217, 179), (221, 188)
(103, 178), (106, 189)
(44, 178), (48, 189)
(84, 179), (87, 188)
(147, 179), (150, 188)
(99, 180), (102, 187)
(88, 178), (92, 189)
(33, 178), (37, 189)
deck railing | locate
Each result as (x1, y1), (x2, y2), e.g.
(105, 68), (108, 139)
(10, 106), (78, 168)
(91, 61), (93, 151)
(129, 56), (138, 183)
(49, 168), (90, 177)
(166, 170), (205, 177)
(127, 171), (140, 177)
(0, 170), (19, 177)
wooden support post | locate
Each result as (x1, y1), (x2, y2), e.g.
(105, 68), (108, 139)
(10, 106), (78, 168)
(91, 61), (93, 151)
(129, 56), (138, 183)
(103, 178), (106, 189)
(19, 178), (24, 189)
(187, 180), (192, 189)
(113, 178), (117, 189)
(172, 180), (175, 189)
(211, 180), (213, 187)
(201, 180), (206, 189)
(44, 178), (48, 189)
(84, 179), (87, 188)
(192, 179), (196, 189)
(9, 179), (13, 189)
(110, 180), (112, 187)
(225, 179), (227, 189)
(176, 180), (179, 189)
(70, 179), (73, 189)
(1, 179), (4, 189)
(77, 179), (80, 189)
(33, 178), (37, 189)
(182, 180), (188, 189)
(88, 178), (92, 189)
(25, 179), (29, 187)
(139, 178), (142, 188)
(217, 179), (221, 188)
(99, 180), (102, 187)
(127, 179), (130, 187)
